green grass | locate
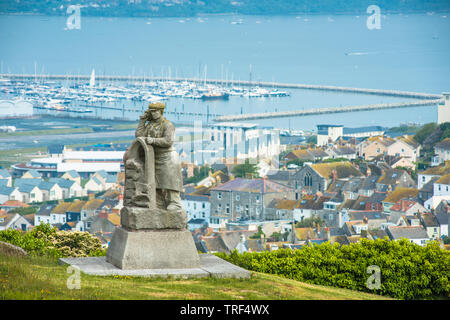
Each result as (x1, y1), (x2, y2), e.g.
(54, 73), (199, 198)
(0, 253), (390, 300)
(0, 147), (47, 168)
(0, 127), (94, 138)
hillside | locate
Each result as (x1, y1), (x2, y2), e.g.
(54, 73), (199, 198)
(0, 253), (389, 300)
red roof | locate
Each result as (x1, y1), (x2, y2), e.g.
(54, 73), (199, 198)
(390, 199), (417, 212)
(1, 200), (30, 208)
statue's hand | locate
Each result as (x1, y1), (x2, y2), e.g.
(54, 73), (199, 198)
(146, 137), (154, 144)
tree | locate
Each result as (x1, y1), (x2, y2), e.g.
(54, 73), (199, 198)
(249, 226), (265, 239)
(9, 206), (37, 216)
(231, 160), (258, 178)
(414, 123), (437, 144)
(184, 165), (211, 184)
(296, 216), (325, 228)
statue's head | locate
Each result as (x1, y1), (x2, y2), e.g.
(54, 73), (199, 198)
(146, 102), (165, 120)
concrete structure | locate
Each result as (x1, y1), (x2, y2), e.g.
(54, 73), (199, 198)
(437, 93), (450, 124)
(317, 124), (343, 146)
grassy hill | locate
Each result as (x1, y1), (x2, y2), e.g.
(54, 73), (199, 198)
(0, 253), (390, 300)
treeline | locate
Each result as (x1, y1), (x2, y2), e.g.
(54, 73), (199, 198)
(1, 0), (450, 17)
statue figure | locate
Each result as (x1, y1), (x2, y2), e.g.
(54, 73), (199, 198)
(107, 102), (200, 269)
(124, 102), (183, 212)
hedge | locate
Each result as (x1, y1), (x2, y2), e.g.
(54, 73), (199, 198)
(215, 238), (450, 300)
(0, 224), (105, 259)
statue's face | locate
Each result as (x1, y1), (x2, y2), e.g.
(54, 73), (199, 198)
(149, 109), (162, 120)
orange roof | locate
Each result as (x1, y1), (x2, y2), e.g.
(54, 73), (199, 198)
(1, 200), (29, 208)
(390, 199), (417, 212)
(108, 213), (120, 226)
(436, 174), (450, 185)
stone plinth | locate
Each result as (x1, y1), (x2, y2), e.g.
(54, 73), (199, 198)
(106, 227), (200, 270)
(120, 206), (187, 230)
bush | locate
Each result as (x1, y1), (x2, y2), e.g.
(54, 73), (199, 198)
(215, 238), (450, 300)
(0, 224), (105, 259)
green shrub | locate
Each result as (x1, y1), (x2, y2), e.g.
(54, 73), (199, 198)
(0, 224), (105, 259)
(215, 238), (450, 300)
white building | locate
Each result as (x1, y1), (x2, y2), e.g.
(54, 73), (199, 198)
(207, 122), (280, 164)
(0, 213), (32, 231)
(181, 194), (210, 221)
(437, 92), (450, 125)
(434, 174), (450, 197)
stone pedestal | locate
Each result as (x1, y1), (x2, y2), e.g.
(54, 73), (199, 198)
(106, 227), (200, 270)
(106, 131), (199, 270)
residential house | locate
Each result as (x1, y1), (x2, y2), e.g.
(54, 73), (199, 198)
(60, 220), (85, 232)
(434, 174), (450, 197)
(420, 213), (440, 240)
(417, 161), (450, 189)
(38, 181), (63, 201)
(386, 135), (421, 162)
(85, 176), (104, 192)
(356, 136), (395, 160)
(0, 200), (29, 213)
(34, 204), (56, 226)
(386, 226), (430, 246)
(294, 195), (330, 222)
(61, 170), (81, 185)
(265, 198), (297, 220)
(389, 199), (427, 223)
(49, 178), (84, 198)
(325, 146), (357, 160)
(0, 186), (22, 203)
(432, 138), (450, 165)
(283, 148), (329, 163)
(265, 169), (297, 189)
(0, 169), (12, 187)
(364, 192), (388, 211)
(181, 193), (210, 221)
(65, 200), (86, 223)
(418, 176), (440, 204)
(376, 168), (416, 192)
(187, 218), (209, 231)
(81, 198), (105, 220)
(434, 205), (448, 238)
(209, 178), (295, 222)
(19, 184), (43, 203)
(382, 188), (419, 213)
(196, 230), (258, 254)
(50, 202), (71, 225)
(357, 175), (380, 197)
(85, 211), (118, 236)
(0, 213), (32, 231)
(21, 169), (41, 179)
(424, 195), (450, 211)
(293, 161), (363, 194)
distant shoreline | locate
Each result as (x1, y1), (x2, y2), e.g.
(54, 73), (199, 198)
(1, 9), (450, 19)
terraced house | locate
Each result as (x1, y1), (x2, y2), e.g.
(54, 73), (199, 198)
(209, 178), (295, 222)
(293, 161), (363, 194)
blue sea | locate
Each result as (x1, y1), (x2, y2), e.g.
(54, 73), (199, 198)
(0, 13), (449, 130)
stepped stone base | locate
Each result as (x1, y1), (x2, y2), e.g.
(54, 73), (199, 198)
(105, 227), (200, 270)
(59, 254), (251, 279)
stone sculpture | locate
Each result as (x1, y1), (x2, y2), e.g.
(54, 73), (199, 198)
(106, 102), (200, 269)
